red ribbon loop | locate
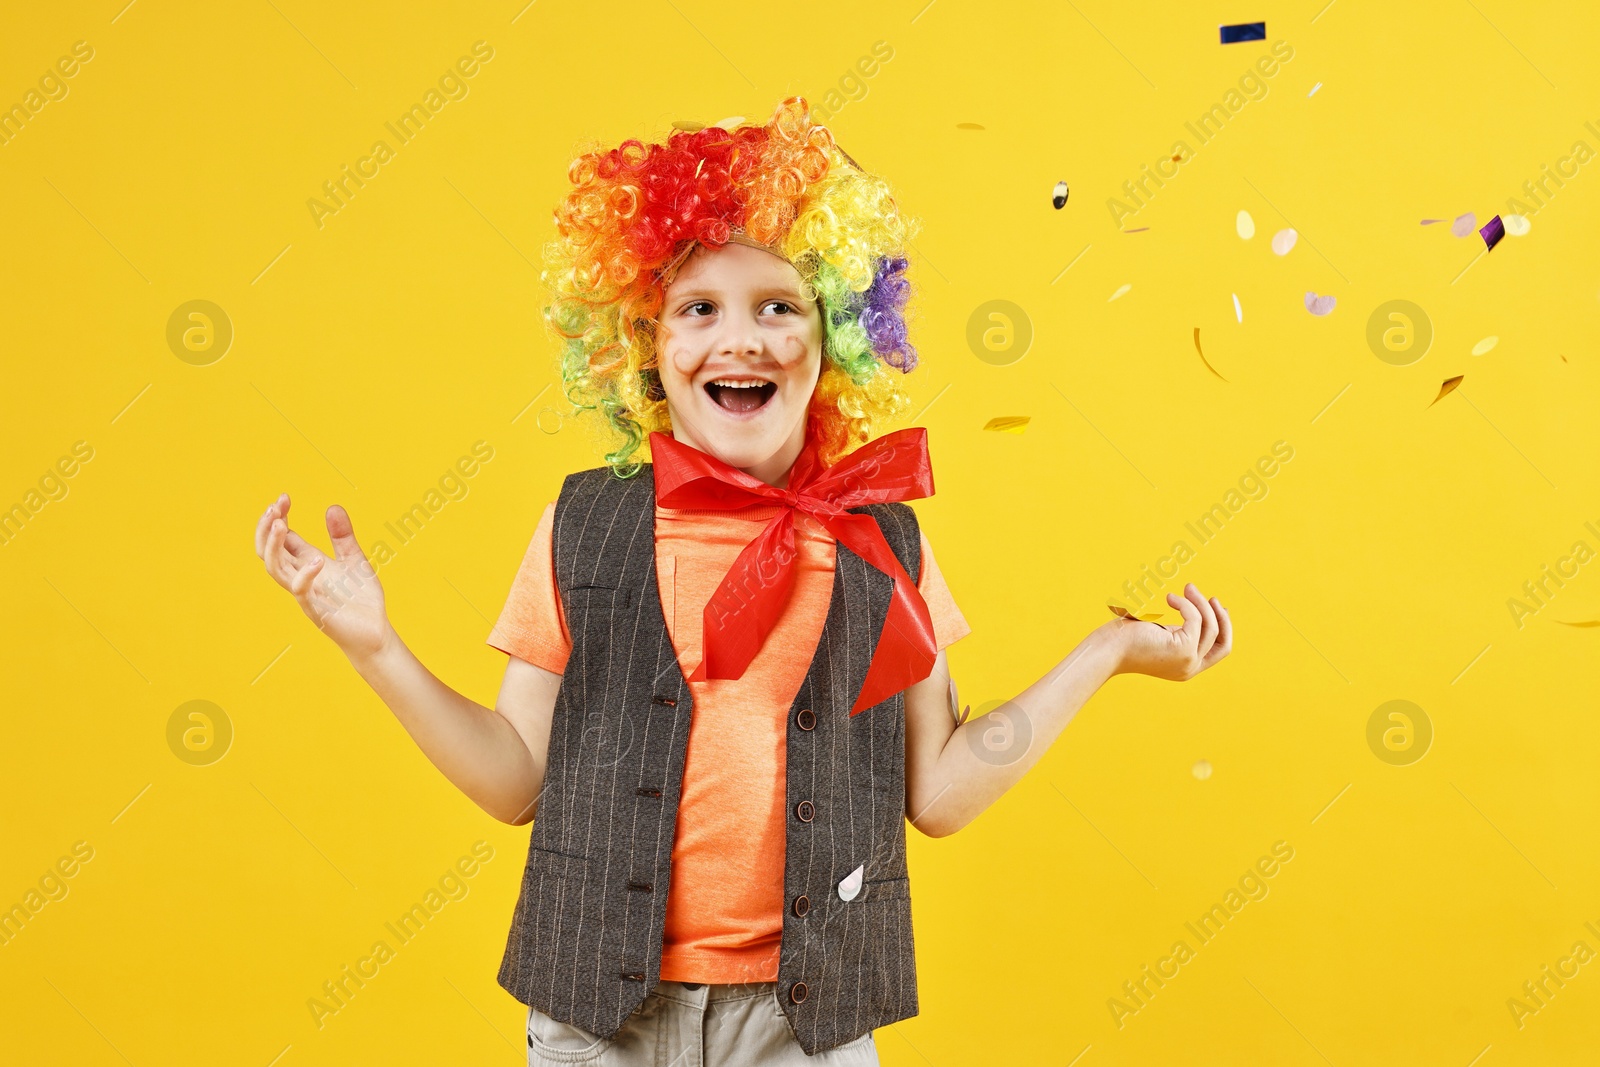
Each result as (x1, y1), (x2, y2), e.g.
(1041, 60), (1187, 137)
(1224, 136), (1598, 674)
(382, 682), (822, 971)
(650, 428), (938, 714)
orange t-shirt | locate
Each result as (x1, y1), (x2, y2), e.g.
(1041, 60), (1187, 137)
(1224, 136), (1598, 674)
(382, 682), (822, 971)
(487, 496), (971, 984)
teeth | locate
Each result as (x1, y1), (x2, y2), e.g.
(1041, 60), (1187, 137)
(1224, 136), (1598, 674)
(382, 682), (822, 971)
(708, 379), (769, 388)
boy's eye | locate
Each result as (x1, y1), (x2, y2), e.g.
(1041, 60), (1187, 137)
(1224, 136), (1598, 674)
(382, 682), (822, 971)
(680, 300), (802, 317)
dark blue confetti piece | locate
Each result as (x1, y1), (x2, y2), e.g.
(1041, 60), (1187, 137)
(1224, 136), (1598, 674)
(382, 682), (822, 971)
(1220, 22), (1266, 44)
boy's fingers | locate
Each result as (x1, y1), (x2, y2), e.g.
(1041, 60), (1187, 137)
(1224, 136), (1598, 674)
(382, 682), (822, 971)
(325, 504), (370, 565)
(290, 554), (324, 598)
(264, 519), (294, 590)
(1187, 584), (1219, 656)
(1208, 599), (1233, 660)
(1168, 592), (1200, 645)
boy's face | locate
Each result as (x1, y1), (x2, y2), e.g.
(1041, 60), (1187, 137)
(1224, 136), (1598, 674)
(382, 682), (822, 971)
(656, 241), (823, 486)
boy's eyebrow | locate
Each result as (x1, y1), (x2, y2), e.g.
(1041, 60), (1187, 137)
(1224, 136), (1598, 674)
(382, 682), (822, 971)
(668, 283), (812, 302)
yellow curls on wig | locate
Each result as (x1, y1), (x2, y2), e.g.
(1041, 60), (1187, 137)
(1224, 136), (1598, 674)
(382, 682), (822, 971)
(541, 96), (923, 477)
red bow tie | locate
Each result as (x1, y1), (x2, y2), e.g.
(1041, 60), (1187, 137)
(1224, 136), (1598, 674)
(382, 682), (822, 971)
(650, 428), (938, 715)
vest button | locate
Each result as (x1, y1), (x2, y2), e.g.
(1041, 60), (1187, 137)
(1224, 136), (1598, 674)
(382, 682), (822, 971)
(796, 708), (816, 731)
(795, 800), (814, 823)
(792, 894), (810, 917)
(789, 980), (809, 1004)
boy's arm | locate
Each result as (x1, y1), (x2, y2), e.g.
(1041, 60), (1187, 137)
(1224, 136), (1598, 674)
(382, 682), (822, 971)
(351, 635), (560, 826)
(256, 494), (558, 826)
(903, 583), (1232, 838)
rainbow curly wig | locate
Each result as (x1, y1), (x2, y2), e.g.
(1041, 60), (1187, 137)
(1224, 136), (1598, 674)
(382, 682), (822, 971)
(542, 96), (922, 477)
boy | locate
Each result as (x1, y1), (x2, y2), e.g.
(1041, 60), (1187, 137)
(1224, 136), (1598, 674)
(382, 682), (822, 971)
(254, 97), (1231, 1064)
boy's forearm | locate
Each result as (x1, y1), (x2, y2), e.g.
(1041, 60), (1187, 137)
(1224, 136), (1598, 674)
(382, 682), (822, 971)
(347, 629), (538, 823)
(920, 626), (1124, 836)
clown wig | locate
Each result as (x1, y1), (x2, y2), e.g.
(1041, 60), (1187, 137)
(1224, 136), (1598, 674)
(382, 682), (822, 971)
(542, 96), (922, 477)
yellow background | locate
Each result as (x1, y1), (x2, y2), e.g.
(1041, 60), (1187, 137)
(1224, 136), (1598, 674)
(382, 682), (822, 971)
(3, 0), (1598, 1063)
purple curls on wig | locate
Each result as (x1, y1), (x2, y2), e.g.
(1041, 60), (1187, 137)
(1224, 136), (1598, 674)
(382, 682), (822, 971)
(856, 256), (918, 372)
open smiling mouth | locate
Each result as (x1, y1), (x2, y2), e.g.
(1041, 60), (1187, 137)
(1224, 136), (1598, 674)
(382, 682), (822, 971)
(705, 379), (778, 414)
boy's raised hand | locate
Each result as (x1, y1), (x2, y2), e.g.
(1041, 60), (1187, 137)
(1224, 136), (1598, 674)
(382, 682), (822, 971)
(1109, 582), (1233, 681)
(254, 493), (393, 661)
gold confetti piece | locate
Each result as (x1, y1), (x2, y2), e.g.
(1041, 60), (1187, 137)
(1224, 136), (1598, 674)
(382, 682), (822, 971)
(1171, 153), (1183, 162)
(713, 116), (745, 129)
(1504, 214), (1531, 236)
(1108, 603), (1166, 623)
(1471, 335), (1499, 356)
(1192, 759), (1213, 780)
(1271, 228), (1298, 255)
(672, 119), (706, 132)
(1192, 328), (1228, 382)
(1561, 354), (1568, 363)
(1108, 283), (1131, 302)
(1556, 619), (1600, 627)
(1236, 210), (1255, 239)
(956, 122), (985, 130)
(1430, 375), (1464, 406)
(983, 416), (1031, 434)
(1124, 226), (1150, 233)
(1307, 82), (1322, 96)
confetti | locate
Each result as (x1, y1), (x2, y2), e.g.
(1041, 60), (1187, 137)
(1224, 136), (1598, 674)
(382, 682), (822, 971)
(1236, 210), (1255, 239)
(1304, 292), (1337, 316)
(1504, 214), (1531, 236)
(1430, 375), (1464, 406)
(1219, 21), (1266, 44)
(1451, 212), (1477, 238)
(1271, 228), (1298, 255)
(1109, 284), (1131, 302)
(1123, 227), (1150, 233)
(1192, 327), (1228, 381)
(983, 416), (1031, 434)
(1192, 759), (1213, 780)
(1171, 152), (1183, 162)
(837, 864), (864, 902)
(1108, 603), (1166, 623)
(1052, 179), (1070, 209)
(671, 119), (706, 132)
(712, 116), (745, 129)
(1307, 82), (1322, 96)
(1556, 619), (1600, 628)
(1480, 215), (1505, 251)
(1471, 336), (1499, 355)
(1232, 293), (1243, 322)
(1420, 218), (1447, 225)
(956, 122), (986, 130)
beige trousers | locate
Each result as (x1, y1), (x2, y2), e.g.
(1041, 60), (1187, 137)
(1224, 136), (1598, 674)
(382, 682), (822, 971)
(525, 980), (880, 1066)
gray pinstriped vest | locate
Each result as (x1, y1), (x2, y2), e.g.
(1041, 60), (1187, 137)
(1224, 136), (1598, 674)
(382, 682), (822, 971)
(496, 462), (923, 1056)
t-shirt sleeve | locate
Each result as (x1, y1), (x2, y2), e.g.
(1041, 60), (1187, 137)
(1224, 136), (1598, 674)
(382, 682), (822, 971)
(486, 501), (572, 673)
(916, 530), (971, 652)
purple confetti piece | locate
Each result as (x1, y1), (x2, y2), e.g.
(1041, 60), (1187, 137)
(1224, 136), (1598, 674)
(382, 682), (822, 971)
(1480, 214), (1504, 251)
(1451, 212), (1477, 238)
(1304, 291), (1337, 316)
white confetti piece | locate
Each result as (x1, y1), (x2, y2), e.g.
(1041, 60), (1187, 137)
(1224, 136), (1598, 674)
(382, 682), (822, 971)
(1471, 336), (1499, 356)
(1451, 212), (1477, 238)
(1108, 284), (1131, 302)
(1307, 82), (1322, 97)
(1192, 759), (1213, 780)
(838, 864), (864, 902)
(1236, 210), (1255, 239)
(1304, 291), (1337, 316)
(713, 115), (745, 129)
(1271, 228), (1298, 255)
(1504, 214), (1531, 236)
(1232, 293), (1243, 322)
